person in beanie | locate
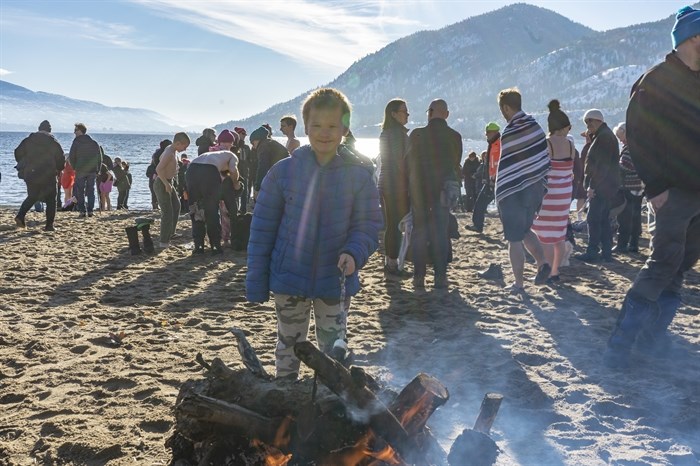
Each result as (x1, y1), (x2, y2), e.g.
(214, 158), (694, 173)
(467, 121), (500, 233)
(14, 120), (65, 230)
(574, 108), (620, 262)
(250, 125), (289, 198)
(604, 6), (700, 368)
(531, 100), (575, 283)
(196, 128), (217, 155)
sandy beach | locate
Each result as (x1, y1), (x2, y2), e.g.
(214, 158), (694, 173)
(0, 206), (698, 465)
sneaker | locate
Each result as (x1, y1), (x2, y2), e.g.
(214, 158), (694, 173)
(534, 263), (551, 285)
(545, 275), (560, 286)
(465, 225), (483, 233)
(478, 263), (503, 280)
(384, 264), (412, 278)
(574, 252), (599, 263)
(87, 212), (94, 217)
(78, 212), (87, 218)
(212, 247), (224, 255)
(43, 224), (55, 232)
(14, 216), (26, 229)
(192, 246), (205, 255)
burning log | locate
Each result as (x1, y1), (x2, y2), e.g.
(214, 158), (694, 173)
(389, 373), (449, 436)
(294, 341), (420, 463)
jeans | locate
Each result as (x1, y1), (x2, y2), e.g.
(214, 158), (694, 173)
(153, 177), (180, 243)
(411, 202), (450, 278)
(617, 190), (643, 248)
(472, 184), (494, 231)
(74, 174), (96, 214)
(630, 187), (700, 301)
(586, 195), (612, 257)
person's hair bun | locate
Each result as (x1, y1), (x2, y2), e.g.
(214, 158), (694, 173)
(548, 99), (561, 112)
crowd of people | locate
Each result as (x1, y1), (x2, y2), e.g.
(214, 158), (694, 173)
(10, 5), (699, 374)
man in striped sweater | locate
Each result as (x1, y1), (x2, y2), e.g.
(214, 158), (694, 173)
(494, 88), (552, 293)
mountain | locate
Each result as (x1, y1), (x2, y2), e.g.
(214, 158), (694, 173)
(0, 80), (190, 134)
(216, 3), (684, 139)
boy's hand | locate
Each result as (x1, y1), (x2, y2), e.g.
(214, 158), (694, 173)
(338, 253), (355, 276)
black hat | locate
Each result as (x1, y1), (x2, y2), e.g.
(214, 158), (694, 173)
(547, 100), (571, 133)
(38, 120), (51, 132)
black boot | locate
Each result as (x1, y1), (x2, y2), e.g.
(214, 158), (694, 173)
(139, 224), (155, 254)
(125, 226), (141, 255)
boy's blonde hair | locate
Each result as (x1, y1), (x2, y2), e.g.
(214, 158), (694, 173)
(301, 88), (352, 130)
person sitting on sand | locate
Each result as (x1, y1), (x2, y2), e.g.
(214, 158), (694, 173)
(246, 88), (382, 380)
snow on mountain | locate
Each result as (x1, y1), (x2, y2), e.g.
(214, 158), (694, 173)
(217, 3), (685, 139)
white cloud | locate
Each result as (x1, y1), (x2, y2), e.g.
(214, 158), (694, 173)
(132, 0), (420, 69)
(0, 68), (13, 77)
(0, 8), (210, 52)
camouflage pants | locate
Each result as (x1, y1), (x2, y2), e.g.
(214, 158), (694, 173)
(274, 294), (347, 378)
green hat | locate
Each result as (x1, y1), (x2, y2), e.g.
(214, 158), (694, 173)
(485, 122), (500, 132)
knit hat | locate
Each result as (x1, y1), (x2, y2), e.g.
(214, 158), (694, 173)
(250, 126), (270, 142)
(672, 6), (700, 48)
(38, 120), (51, 132)
(234, 127), (247, 137)
(485, 122), (500, 132)
(217, 129), (237, 144)
(547, 99), (571, 132)
(583, 109), (605, 123)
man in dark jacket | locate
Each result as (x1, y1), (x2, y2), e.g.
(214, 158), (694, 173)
(406, 99), (462, 290)
(605, 6), (700, 368)
(575, 109), (620, 262)
(250, 125), (289, 197)
(14, 120), (65, 230)
(461, 151), (481, 212)
(68, 122), (102, 218)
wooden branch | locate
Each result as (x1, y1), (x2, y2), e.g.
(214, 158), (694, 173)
(175, 393), (280, 443)
(294, 341), (420, 463)
(230, 327), (271, 379)
(472, 393), (503, 434)
(389, 373), (449, 436)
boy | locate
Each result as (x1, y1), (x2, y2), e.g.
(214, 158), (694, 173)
(246, 88), (382, 380)
(155, 132), (190, 247)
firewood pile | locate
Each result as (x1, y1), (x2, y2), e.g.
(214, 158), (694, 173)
(167, 329), (502, 466)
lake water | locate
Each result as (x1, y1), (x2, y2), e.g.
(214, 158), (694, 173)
(0, 131), (491, 209)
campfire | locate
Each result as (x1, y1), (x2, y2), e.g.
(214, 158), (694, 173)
(167, 328), (502, 465)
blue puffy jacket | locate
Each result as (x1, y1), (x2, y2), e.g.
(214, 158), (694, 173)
(246, 145), (382, 302)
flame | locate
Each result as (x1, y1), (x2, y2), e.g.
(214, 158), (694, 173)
(252, 438), (292, 466)
(252, 416), (294, 466)
(398, 392), (430, 427)
(319, 429), (404, 466)
(273, 416), (293, 449)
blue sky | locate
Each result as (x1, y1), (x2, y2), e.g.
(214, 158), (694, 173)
(0, 0), (688, 127)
